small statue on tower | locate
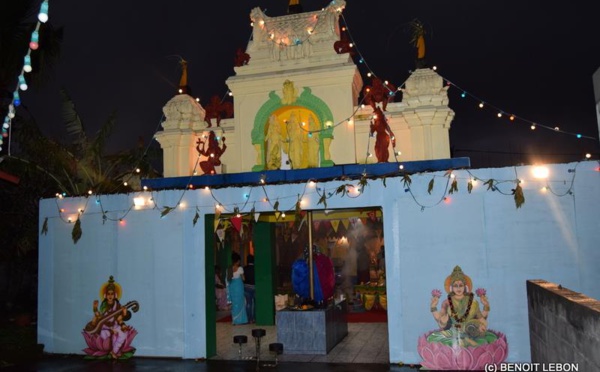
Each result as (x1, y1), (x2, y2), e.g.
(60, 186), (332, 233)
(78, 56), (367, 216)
(363, 77), (396, 112)
(333, 30), (355, 56)
(288, 0), (303, 14)
(196, 131), (227, 175)
(204, 95), (233, 128)
(409, 19), (427, 69)
(234, 48), (250, 67)
(370, 107), (396, 163)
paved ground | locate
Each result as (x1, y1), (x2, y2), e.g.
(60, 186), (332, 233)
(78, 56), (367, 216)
(3, 355), (422, 372)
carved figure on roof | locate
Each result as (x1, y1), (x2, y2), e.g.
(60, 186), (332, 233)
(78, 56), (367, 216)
(288, 0), (303, 14)
(234, 48), (250, 67)
(196, 131), (227, 175)
(363, 77), (396, 112)
(285, 112), (305, 169)
(307, 115), (320, 168)
(370, 107), (395, 163)
(281, 80), (298, 105)
(333, 31), (355, 57)
(266, 115), (283, 170)
(204, 95), (233, 128)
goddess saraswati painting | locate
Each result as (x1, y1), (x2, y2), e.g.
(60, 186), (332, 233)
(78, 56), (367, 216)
(82, 276), (140, 360)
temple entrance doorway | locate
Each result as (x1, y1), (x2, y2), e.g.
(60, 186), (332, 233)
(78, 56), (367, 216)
(206, 207), (389, 363)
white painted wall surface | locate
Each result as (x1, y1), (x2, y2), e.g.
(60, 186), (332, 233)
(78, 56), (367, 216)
(38, 161), (600, 363)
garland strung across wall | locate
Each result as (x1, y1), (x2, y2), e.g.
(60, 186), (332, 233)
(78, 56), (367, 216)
(40, 160), (596, 244)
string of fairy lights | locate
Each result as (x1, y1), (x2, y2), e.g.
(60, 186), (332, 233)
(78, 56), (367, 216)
(1, 1), (50, 154)
(36, 0), (598, 240)
(48, 161), (591, 243)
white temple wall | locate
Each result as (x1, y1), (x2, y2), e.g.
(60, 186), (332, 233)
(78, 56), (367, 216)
(38, 162), (600, 362)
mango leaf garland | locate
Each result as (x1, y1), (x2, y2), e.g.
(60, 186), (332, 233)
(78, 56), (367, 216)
(513, 184), (525, 209)
(467, 179), (473, 194)
(72, 217), (82, 244)
(358, 176), (368, 193)
(448, 178), (458, 194)
(161, 206), (175, 218)
(41, 217), (48, 235)
(402, 174), (412, 188)
(193, 208), (200, 226)
(484, 179), (495, 191)
(317, 191), (328, 208)
(427, 178), (434, 194)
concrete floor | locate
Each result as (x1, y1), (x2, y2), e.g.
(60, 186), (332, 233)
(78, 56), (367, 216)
(214, 321), (390, 364)
(6, 316), (423, 371)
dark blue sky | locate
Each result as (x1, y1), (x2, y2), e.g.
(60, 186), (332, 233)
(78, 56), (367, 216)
(20, 0), (600, 168)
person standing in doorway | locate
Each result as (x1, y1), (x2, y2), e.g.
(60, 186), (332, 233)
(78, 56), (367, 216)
(244, 254), (256, 323)
(227, 252), (248, 325)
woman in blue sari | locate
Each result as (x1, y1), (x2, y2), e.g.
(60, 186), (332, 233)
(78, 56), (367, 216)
(227, 252), (248, 325)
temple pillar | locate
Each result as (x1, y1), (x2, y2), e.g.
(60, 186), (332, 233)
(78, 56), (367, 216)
(154, 94), (207, 177)
(401, 68), (455, 160)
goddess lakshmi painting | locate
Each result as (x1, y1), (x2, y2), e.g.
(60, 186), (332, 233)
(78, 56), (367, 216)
(418, 266), (508, 370)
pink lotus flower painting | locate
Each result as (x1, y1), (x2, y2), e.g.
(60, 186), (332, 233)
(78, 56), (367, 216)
(418, 330), (508, 370)
(82, 328), (138, 360)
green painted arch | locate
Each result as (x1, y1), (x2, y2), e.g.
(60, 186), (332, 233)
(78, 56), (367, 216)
(251, 87), (335, 171)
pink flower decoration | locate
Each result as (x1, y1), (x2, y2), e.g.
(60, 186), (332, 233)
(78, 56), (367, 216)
(431, 289), (442, 298)
(476, 288), (487, 297)
(82, 328), (138, 359)
(418, 330), (508, 370)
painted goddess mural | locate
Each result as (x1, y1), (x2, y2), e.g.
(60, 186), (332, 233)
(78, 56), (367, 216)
(82, 276), (140, 360)
(418, 266), (507, 370)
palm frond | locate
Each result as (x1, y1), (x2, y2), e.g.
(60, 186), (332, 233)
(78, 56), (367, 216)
(60, 88), (86, 146)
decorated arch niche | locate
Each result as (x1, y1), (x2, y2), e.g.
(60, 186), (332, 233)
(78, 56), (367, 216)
(251, 86), (335, 171)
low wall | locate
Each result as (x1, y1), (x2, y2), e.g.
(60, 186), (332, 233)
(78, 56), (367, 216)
(527, 280), (600, 370)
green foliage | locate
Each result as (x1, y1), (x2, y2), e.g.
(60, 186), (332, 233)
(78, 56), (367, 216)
(71, 218), (82, 244)
(448, 179), (458, 194)
(514, 184), (525, 209)
(427, 178), (434, 194)
(467, 180), (473, 194)
(161, 206), (175, 218)
(192, 209), (200, 226)
(41, 217), (48, 235)
(402, 174), (412, 188)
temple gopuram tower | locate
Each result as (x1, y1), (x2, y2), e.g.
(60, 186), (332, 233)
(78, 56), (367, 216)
(225, 0), (361, 172)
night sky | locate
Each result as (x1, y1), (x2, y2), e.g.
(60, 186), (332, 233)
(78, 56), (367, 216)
(15, 0), (600, 169)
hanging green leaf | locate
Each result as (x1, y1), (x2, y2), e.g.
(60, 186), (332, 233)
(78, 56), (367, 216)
(317, 193), (328, 208)
(448, 179), (458, 194)
(273, 200), (279, 211)
(402, 174), (412, 188)
(484, 179), (495, 191)
(427, 178), (434, 194)
(192, 209), (200, 226)
(335, 184), (348, 196)
(41, 217), (48, 235)
(358, 176), (368, 193)
(72, 218), (82, 244)
(467, 180), (473, 194)
(514, 184), (525, 209)
(382, 177), (387, 187)
(161, 206), (175, 218)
